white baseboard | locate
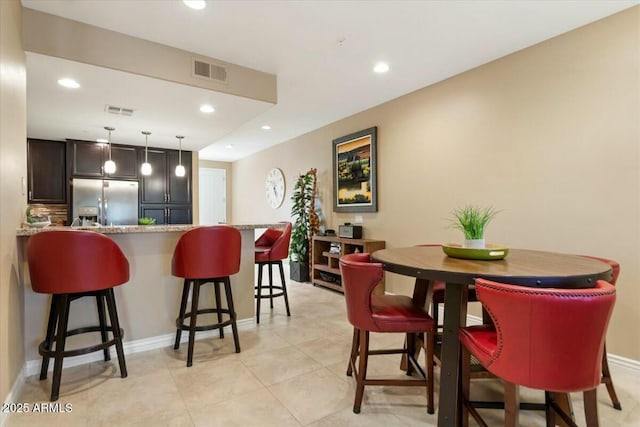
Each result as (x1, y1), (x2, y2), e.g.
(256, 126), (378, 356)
(23, 317), (255, 377)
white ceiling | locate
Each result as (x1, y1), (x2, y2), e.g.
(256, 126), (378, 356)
(22, 0), (638, 161)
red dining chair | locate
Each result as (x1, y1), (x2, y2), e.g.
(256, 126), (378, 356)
(459, 278), (616, 427)
(581, 255), (621, 410)
(28, 230), (129, 401)
(339, 253), (435, 414)
(172, 226), (241, 367)
(254, 221), (292, 323)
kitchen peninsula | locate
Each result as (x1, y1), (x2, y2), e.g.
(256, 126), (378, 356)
(16, 223), (281, 368)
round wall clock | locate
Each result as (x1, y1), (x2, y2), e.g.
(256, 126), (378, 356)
(265, 168), (285, 208)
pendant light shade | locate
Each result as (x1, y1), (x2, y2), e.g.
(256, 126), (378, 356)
(175, 135), (186, 177)
(103, 126), (116, 174)
(141, 131), (152, 176)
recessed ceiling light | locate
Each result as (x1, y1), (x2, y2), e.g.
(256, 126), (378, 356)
(200, 104), (215, 113)
(57, 78), (80, 88)
(96, 138), (108, 143)
(373, 62), (390, 73)
(183, 0), (206, 10)
(225, 145), (233, 150)
(261, 125), (271, 130)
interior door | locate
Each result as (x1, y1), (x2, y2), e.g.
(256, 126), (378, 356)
(199, 167), (226, 225)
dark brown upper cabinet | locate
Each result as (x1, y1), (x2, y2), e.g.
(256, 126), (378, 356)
(67, 140), (139, 179)
(141, 148), (191, 205)
(27, 139), (66, 204)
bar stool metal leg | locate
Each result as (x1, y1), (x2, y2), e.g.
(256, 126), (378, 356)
(213, 280), (224, 338)
(278, 261), (291, 317)
(256, 263), (264, 324)
(187, 280), (201, 367)
(96, 294), (111, 361)
(50, 295), (71, 402)
(105, 288), (127, 378)
(268, 262), (274, 308)
(40, 296), (58, 381)
(223, 277), (241, 353)
(174, 280), (190, 349)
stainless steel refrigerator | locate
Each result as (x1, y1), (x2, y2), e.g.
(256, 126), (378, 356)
(72, 178), (139, 226)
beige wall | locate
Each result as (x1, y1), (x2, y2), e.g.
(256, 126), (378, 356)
(232, 7), (640, 361)
(0, 0), (27, 404)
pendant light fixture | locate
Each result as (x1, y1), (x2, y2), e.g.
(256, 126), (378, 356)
(141, 131), (152, 176)
(103, 126), (116, 174)
(175, 135), (186, 177)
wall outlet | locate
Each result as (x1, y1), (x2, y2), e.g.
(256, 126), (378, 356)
(354, 215), (363, 224)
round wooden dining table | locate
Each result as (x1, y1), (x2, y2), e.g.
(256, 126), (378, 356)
(371, 246), (612, 427)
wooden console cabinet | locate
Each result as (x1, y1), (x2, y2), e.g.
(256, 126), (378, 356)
(312, 235), (386, 294)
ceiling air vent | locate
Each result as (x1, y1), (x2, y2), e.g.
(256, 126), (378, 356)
(105, 105), (134, 116)
(192, 58), (227, 83)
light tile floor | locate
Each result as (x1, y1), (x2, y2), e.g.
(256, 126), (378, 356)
(7, 278), (640, 426)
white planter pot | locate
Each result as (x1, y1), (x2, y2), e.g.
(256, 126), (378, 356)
(463, 239), (485, 249)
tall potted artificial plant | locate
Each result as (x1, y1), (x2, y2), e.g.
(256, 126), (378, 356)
(450, 205), (498, 249)
(289, 168), (317, 282)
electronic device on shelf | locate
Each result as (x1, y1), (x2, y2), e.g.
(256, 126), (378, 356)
(338, 223), (362, 239)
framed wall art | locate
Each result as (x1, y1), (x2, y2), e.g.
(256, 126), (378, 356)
(332, 127), (377, 213)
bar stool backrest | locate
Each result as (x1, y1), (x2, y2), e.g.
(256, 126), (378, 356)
(172, 226), (241, 279)
(27, 230), (129, 294)
(255, 221), (291, 261)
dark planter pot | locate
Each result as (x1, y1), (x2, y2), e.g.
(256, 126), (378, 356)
(290, 261), (310, 283)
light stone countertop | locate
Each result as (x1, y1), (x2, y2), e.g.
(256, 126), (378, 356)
(16, 223), (282, 237)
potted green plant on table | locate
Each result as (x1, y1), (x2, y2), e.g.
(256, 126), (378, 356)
(289, 168), (318, 282)
(450, 205), (498, 249)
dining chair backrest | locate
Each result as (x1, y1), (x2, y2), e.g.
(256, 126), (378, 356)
(474, 278), (616, 392)
(339, 252), (384, 332)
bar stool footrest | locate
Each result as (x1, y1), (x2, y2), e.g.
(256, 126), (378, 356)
(38, 325), (125, 358)
(254, 285), (286, 298)
(176, 308), (235, 332)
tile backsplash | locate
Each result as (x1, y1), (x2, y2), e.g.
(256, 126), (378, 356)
(28, 204), (67, 226)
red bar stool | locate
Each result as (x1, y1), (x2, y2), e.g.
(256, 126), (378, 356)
(339, 253), (436, 415)
(172, 226), (241, 367)
(459, 278), (616, 427)
(27, 230), (129, 401)
(254, 222), (292, 323)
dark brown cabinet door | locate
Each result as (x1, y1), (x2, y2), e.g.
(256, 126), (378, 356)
(69, 141), (139, 179)
(141, 149), (168, 203)
(108, 146), (139, 179)
(27, 139), (66, 204)
(168, 206), (192, 224)
(69, 141), (104, 177)
(140, 148), (193, 224)
(140, 206), (167, 225)
(167, 151), (191, 204)
(139, 205), (191, 225)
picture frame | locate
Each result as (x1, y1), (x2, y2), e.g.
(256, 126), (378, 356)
(332, 127), (378, 213)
